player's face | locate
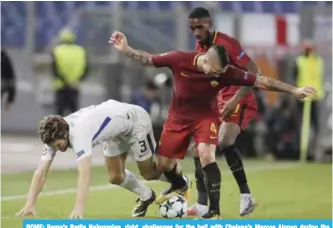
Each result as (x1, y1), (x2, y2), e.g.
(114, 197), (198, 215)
(49, 139), (68, 152)
(202, 49), (229, 77)
(189, 18), (210, 42)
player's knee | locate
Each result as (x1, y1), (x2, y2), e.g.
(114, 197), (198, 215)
(197, 143), (215, 167)
(140, 171), (158, 181)
(156, 156), (177, 171)
(156, 162), (171, 172)
(218, 138), (234, 150)
(218, 123), (240, 149)
(199, 153), (214, 167)
(108, 172), (125, 185)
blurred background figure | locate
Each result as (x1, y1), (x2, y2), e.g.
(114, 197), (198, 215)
(1, 48), (17, 112)
(293, 40), (324, 160)
(265, 95), (298, 160)
(130, 79), (160, 113)
(52, 29), (89, 116)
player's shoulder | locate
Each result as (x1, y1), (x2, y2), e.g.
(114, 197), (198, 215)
(68, 113), (93, 135)
(160, 51), (197, 65)
(176, 51), (198, 65)
(215, 32), (240, 45)
(216, 31), (235, 40)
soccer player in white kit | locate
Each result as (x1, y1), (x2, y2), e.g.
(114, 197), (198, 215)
(16, 99), (160, 219)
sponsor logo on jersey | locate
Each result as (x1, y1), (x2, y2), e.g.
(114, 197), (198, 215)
(244, 72), (249, 80)
(237, 51), (245, 60)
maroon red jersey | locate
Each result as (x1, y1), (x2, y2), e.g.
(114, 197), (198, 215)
(151, 51), (256, 121)
(196, 31), (257, 105)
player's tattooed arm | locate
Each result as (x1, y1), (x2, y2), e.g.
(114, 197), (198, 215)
(255, 76), (296, 93)
(231, 61), (261, 102)
(124, 47), (154, 66)
(254, 76), (317, 100)
(110, 31), (153, 66)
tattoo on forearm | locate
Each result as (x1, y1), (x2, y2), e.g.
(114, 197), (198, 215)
(256, 76), (296, 93)
(125, 49), (153, 66)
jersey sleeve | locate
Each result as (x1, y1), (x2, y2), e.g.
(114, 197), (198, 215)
(221, 66), (257, 86)
(41, 145), (56, 161)
(151, 51), (181, 68)
(227, 37), (251, 69)
(71, 128), (93, 162)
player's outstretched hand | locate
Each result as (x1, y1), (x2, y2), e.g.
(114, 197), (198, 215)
(109, 31), (128, 52)
(69, 206), (84, 219)
(293, 86), (317, 100)
(16, 206), (36, 217)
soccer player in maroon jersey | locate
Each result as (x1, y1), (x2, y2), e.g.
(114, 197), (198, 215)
(187, 7), (261, 217)
(109, 31), (317, 219)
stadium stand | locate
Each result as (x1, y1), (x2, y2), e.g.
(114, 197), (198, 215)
(1, 1), (332, 50)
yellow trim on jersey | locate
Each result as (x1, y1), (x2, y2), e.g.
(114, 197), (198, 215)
(193, 53), (201, 66)
(212, 31), (218, 45)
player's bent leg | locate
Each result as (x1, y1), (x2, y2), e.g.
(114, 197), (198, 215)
(103, 141), (155, 217)
(136, 156), (163, 181)
(104, 153), (126, 185)
(187, 142), (209, 217)
(197, 142), (222, 219)
(155, 124), (191, 204)
(218, 122), (255, 216)
(154, 155), (190, 204)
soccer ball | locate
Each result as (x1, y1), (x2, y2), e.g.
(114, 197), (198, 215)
(159, 195), (187, 219)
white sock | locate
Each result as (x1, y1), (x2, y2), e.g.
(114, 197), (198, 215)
(120, 169), (152, 201)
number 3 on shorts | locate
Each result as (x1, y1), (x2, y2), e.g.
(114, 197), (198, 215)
(138, 140), (147, 153)
(210, 122), (217, 134)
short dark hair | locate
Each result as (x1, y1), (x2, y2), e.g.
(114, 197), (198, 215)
(188, 7), (211, 19)
(213, 45), (230, 67)
(38, 115), (69, 144)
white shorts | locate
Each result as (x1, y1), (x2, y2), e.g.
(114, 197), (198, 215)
(102, 106), (156, 162)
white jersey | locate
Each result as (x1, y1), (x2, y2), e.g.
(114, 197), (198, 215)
(41, 99), (155, 162)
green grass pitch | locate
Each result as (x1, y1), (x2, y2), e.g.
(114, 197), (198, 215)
(1, 160), (332, 228)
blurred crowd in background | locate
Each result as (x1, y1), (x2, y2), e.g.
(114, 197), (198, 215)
(1, 1), (332, 162)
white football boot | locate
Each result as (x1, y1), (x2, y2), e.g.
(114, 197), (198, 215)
(187, 203), (209, 217)
(240, 194), (256, 216)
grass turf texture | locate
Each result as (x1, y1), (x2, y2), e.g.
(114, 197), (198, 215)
(1, 160), (331, 227)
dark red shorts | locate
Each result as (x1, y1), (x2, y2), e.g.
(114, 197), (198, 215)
(217, 94), (257, 129)
(158, 117), (219, 159)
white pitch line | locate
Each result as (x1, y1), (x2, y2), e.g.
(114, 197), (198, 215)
(1, 163), (299, 202)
